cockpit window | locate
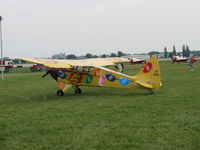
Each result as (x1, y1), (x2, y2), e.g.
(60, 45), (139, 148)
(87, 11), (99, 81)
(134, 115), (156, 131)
(7, 62), (13, 65)
(71, 66), (78, 70)
(71, 66), (94, 72)
(82, 66), (90, 72)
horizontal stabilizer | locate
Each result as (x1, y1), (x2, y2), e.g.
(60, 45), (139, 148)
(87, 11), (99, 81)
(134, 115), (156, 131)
(135, 80), (153, 89)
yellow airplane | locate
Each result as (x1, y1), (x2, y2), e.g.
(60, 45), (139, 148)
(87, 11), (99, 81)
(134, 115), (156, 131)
(22, 56), (161, 96)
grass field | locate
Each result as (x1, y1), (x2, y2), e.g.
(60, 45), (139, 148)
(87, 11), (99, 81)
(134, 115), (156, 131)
(0, 61), (200, 150)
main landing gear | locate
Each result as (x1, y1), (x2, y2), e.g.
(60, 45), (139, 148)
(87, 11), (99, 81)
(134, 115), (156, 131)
(57, 90), (64, 96)
(56, 84), (82, 96)
(75, 88), (82, 94)
(148, 89), (154, 94)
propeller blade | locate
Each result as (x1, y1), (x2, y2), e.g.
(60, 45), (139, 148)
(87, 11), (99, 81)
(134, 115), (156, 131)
(42, 71), (50, 78)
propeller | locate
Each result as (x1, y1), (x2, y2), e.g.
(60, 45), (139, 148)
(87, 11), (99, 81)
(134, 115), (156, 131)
(42, 71), (50, 78)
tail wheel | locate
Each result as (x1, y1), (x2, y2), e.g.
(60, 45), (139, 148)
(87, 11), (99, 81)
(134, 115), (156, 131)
(56, 90), (64, 96)
(75, 88), (82, 94)
(148, 89), (154, 94)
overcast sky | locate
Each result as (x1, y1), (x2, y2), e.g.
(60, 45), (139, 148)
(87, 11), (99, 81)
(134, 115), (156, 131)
(0, 0), (200, 58)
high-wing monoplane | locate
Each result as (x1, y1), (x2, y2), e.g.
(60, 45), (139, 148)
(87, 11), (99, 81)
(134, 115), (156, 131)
(22, 56), (161, 96)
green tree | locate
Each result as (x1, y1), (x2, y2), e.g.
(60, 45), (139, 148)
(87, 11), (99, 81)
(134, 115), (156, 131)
(168, 52), (173, 59)
(172, 45), (176, 56)
(117, 51), (124, 57)
(148, 51), (160, 57)
(182, 44), (187, 57)
(52, 52), (66, 59)
(110, 53), (117, 57)
(85, 53), (93, 58)
(66, 54), (77, 59)
(177, 53), (181, 57)
(101, 54), (106, 58)
(164, 46), (168, 58)
(186, 45), (190, 57)
(13, 59), (20, 64)
(93, 55), (98, 58)
(3, 57), (11, 61)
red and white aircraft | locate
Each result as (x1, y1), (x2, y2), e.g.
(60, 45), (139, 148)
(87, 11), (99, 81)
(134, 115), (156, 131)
(172, 56), (197, 63)
(129, 58), (146, 64)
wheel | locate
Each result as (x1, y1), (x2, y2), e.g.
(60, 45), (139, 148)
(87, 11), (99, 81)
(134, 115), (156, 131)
(56, 90), (64, 96)
(148, 89), (154, 94)
(75, 88), (82, 94)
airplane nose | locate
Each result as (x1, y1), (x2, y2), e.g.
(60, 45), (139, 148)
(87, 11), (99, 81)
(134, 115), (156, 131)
(48, 68), (67, 81)
(48, 68), (59, 81)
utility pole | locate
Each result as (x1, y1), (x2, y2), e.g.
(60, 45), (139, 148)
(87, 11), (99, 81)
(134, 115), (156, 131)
(0, 16), (3, 80)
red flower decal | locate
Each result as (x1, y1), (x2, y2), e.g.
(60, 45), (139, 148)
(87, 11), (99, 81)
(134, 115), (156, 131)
(143, 62), (152, 73)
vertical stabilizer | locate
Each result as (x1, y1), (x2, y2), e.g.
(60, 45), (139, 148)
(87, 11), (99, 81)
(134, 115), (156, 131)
(134, 56), (161, 90)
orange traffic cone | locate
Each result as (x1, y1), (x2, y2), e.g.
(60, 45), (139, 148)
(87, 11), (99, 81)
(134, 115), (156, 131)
(182, 68), (186, 73)
(59, 82), (63, 89)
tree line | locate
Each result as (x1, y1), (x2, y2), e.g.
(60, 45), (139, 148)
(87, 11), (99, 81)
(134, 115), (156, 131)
(51, 51), (127, 59)
(2, 47), (200, 64)
(164, 44), (191, 58)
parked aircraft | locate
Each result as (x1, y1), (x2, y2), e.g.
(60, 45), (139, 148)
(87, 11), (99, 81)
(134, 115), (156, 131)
(22, 57), (161, 96)
(172, 56), (197, 63)
(129, 58), (146, 64)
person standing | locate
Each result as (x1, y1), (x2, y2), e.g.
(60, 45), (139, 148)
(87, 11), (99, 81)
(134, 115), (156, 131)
(188, 55), (194, 72)
(118, 63), (124, 73)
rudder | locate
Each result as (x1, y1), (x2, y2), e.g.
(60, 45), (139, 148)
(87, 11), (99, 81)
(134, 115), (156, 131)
(134, 56), (161, 90)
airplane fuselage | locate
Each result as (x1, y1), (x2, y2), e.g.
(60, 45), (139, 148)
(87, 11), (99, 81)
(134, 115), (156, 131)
(48, 66), (144, 89)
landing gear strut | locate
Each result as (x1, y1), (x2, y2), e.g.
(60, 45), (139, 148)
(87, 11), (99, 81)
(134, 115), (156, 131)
(56, 84), (82, 96)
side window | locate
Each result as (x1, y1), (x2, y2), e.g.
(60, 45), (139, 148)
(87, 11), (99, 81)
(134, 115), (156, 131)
(82, 66), (90, 72)
(72, 66), (78, 70)
(77, 66), (82, 71)
(71, 66), (94, 72)
(90, 67), (94, 72)
(83, 67), (94, 72)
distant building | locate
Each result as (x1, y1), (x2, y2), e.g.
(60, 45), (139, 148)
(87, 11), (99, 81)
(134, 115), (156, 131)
(152, 53), (164, 59)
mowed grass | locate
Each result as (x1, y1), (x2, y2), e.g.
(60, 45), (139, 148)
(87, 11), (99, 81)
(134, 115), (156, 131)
(0, 61), (200, 150)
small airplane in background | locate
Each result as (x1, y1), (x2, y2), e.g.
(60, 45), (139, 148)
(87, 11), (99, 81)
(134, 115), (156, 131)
(21, 56), (161, 96)
(129, 58), (146, 64)
(172, 56), (197, 63)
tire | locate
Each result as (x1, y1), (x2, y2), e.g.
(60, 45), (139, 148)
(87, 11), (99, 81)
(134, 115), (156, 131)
(75, 88), (82, 94)
(56, 90), (64, 96)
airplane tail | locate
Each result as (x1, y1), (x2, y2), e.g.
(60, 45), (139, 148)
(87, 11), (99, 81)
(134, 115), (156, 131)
(134, 56), (161, 90)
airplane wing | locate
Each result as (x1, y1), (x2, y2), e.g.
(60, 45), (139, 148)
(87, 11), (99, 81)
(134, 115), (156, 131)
(177, 56), (188, 60)
(21, 58), (72, 68)
(102, 57), (130, 63)
(21, 57), (129, 68)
